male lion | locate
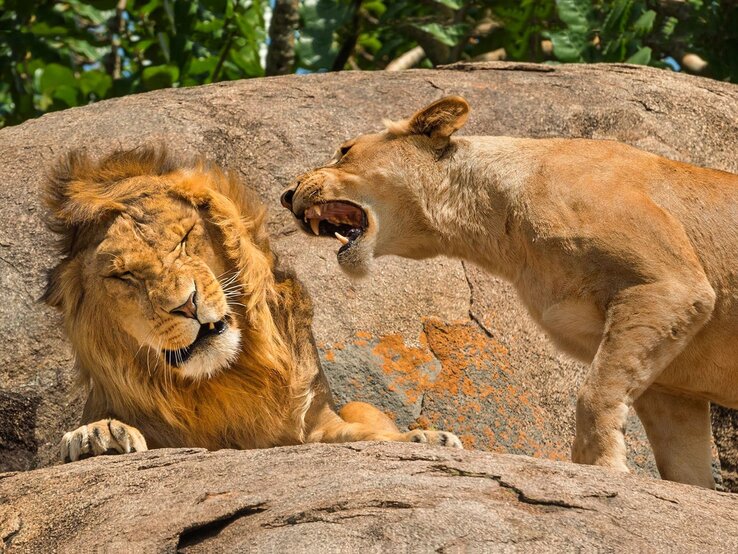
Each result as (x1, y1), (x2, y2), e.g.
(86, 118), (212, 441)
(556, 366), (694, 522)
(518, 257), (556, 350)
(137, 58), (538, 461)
(44, 147), (461, 462)
(281, 96), (738, 489)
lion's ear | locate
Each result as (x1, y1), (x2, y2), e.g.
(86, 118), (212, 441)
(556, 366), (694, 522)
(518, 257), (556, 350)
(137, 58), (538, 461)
(40, 258), (82, 311)
(406, 96), (470, 141)
(41, 264), (65, 308)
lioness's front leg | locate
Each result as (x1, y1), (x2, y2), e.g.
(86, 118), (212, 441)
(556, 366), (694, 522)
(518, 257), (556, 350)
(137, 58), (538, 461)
(60, 419), (148, 463)
(572, 279), (715, 471)
(308, 402), (463, 449)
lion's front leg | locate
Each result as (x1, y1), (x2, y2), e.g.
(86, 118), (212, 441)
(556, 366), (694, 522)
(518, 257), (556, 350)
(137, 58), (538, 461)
(571, 279), (715, 471)
(60, 419), (148, 463)
(308, 402), (462, 449)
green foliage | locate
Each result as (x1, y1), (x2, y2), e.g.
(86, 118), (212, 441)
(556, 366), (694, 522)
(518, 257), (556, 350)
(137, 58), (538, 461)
(0, 0), (265, 127)
(293, 0), (737, 77)
(1, 0), (736, 128)
(545, 0), (737, 79)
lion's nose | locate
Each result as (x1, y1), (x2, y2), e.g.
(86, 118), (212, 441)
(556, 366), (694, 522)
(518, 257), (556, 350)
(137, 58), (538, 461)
(280, 186), (296, 210)
(170, 290), (197, 319)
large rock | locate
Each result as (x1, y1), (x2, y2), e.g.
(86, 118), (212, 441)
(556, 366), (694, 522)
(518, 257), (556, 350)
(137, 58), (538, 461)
(1, 443), (737, 552)
(0, 62), (736, 485)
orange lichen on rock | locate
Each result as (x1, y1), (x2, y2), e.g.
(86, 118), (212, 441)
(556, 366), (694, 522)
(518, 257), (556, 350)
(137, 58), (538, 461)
(324, 321), (571, 462)
(370, 333), (437, 405)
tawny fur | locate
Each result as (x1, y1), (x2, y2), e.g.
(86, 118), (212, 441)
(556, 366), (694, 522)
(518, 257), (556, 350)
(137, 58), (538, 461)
(283, 96), (738, 488)
(45, 146), (462, 461)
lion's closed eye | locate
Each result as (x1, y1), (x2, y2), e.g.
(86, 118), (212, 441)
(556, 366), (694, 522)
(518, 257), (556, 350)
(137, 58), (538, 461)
(177, 224), (195, 255)
(108, 271), (135, 284)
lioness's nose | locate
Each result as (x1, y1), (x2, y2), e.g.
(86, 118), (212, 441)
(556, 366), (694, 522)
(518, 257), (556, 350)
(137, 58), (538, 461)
(170, 291), (197, 319)
(280, 186), (296, 210)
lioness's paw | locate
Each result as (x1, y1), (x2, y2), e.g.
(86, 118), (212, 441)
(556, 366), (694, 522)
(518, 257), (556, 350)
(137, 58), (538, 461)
(60, 419), (148, 463)
(405, 429), (463, 449)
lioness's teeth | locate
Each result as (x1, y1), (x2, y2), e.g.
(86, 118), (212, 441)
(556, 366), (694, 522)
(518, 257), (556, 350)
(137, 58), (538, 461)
(314, 205), (322, 216)
(335, 232), (349, 245)
(310, 218), (320, 236)
(208, 322), (215, 331)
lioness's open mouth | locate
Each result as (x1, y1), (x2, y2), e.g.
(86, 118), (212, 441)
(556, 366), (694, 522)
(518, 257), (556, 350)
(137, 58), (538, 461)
(164, 318), (227, 367)
(301, 201), (368, 254)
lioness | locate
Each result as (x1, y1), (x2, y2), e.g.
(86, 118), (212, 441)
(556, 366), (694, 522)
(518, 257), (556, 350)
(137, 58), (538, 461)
(44, 147), (461, 462)
(281, 96), (738, 488)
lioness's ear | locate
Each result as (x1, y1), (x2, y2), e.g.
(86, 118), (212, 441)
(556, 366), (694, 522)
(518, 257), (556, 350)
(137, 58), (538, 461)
(404, 96), (469, 141)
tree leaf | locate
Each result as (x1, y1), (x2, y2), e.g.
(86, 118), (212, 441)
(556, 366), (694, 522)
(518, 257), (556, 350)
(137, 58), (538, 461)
(548, 30), (586, 62)
(39, 64), (76, 95)
(29, 22), (69, 37)
(86, 0), (120, 9)
(414, 22), (466, 47)
(626, 46), (651, 65)
(633, 9), (656, 36)
(141, 64), (179, 90)
(555, 0), (591, 34)
(51, 84), (80, 107)
(433, 0), (463, 9)
(78, 70), (113, 98)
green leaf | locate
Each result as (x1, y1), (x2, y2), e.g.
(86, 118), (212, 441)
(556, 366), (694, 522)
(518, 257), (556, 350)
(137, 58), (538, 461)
(433, 0), (463, 9)
(187, 56), (218, 76)
(141, 64), (179, 90)
(29, 21), (69, 37)
(51, 84), (80, 107)
(39, 63), (76, 95)
(555, 0), (591, 34)
(86, 0), (119, 9)
(548, 30), (586, 62)
(414, 22), (466, 47)
(633, 10), (656, 36)
(626, 46), (651, 65)
(78, 70), (112, 98)
(602, 0), (629, 34)
(660, 16), (677, 40)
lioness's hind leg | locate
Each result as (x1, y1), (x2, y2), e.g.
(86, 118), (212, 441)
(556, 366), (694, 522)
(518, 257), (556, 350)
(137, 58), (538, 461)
(634, 388), (714, 489)
(60, 419), (148, 463)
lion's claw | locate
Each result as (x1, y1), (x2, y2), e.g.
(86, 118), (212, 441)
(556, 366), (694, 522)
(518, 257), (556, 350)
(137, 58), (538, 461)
(60, 419), (148, 463)
(406, 429), (463, 449)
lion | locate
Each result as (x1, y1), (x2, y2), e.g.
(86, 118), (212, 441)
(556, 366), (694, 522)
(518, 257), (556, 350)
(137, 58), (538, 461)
(280, 96), (738, 489)
(43, 146), (462, 462)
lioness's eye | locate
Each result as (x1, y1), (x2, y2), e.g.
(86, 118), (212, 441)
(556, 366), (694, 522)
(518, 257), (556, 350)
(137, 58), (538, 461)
(340, 145), (352, 156)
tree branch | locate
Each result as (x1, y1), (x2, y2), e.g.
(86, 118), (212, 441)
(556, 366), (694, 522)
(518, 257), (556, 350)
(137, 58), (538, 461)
(265, 0), (300, 76)
(111, 0), (127, 80)
(331, 0), (363, 72)
(385, 46), (426, 71)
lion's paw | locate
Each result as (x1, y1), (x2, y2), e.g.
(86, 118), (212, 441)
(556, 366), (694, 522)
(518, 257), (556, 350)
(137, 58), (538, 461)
(406, 429), (463, 449)
(60, 419), (148, 463)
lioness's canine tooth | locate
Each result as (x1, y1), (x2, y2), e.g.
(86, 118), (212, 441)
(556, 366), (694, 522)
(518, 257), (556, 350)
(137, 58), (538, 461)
(314, 205), (322, 216)
(208, 322), (215, 331)
(335, 232), (349, 245)
(310, 218), (320, 236)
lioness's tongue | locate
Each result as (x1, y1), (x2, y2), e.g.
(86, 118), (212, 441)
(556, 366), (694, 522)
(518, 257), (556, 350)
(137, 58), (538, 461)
(304, 202), (363, 235)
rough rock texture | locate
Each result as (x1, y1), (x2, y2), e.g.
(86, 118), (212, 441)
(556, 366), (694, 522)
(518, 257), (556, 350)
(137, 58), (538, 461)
(1, 443), (737, 553)
(0, 62), (737, 486)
